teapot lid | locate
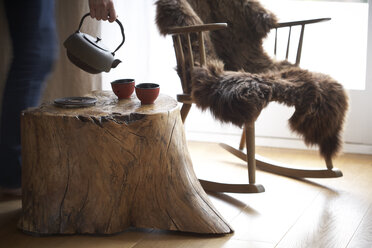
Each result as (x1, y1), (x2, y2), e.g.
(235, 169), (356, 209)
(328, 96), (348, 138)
(82, 33), (109, 52)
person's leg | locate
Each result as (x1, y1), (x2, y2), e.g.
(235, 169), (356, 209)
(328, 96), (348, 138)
(0, 0), (57, 189)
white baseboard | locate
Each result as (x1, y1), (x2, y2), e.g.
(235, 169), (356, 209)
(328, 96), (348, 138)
(186, 131), (372, 155)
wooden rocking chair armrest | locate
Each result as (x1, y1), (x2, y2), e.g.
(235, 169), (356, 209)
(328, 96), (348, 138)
(166, 23), (228, 35)
(276, 17), (331, 28)
(177, 94), (194, 104)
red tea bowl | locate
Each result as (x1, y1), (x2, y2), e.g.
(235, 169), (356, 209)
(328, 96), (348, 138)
(135, 83), (160, 104)
(111, 79), (135, 99)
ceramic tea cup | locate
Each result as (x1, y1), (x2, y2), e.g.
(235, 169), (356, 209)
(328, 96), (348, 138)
(135, 83), (160, 104)
(111, 79), (135, 99)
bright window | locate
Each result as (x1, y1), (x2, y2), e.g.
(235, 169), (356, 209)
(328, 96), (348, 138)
(262, 0), (368, 90)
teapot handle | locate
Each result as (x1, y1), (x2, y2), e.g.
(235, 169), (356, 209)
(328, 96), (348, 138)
(78, 13), (125, 56)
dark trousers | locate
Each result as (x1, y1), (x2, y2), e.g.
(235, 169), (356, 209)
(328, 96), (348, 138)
(0, 0), (57, 188)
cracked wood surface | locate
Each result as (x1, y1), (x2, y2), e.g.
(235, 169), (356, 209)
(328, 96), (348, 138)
(19, 91), (232, 235)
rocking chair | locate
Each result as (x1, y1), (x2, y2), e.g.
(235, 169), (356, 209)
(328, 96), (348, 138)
(156, 0), (344, 194)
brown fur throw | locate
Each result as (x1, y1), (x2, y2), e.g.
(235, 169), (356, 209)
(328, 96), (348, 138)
(192, 60), (348, 159)
(186, 0), (281, 73)
(155, 0), (349, 159)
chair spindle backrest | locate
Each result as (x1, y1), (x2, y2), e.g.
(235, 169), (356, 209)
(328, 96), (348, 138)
(167, 24), (227, 95)
(274, 18), (330, 66)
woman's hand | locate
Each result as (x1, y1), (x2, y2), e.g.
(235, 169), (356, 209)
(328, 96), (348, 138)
(88, 0), (117, 22)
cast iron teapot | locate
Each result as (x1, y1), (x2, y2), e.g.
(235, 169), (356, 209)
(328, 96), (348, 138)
(64, 13), (125, 74)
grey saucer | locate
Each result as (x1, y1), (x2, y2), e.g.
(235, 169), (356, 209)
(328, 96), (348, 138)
(54, 97), (97, 108)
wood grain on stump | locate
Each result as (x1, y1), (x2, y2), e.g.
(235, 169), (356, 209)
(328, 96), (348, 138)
(18, 91), (232, 235)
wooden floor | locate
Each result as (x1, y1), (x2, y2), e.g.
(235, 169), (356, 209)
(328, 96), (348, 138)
(1, 141), (371, 248)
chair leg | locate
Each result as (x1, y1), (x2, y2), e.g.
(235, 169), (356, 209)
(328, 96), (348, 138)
(245, 123), (256, 184)
(178, 103), (264, 193)
(239, 125), (246, 150)
(198, 124), (265, 194)
(180, 104), (192, 123)
(325, 156), (334, 170)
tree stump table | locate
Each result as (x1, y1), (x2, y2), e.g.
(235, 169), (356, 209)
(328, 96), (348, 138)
(18, 91), (232, 235)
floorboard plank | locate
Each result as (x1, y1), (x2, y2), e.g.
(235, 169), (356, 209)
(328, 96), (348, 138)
(0, 202), (153, 248)
(275, 190), (370, 248)
(131, 229), (275, 248)
(347, 204), (372, 248)
(0, 142), (371, 248)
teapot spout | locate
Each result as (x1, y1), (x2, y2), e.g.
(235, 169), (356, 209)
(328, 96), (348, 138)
(112, 59), (122, 68)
